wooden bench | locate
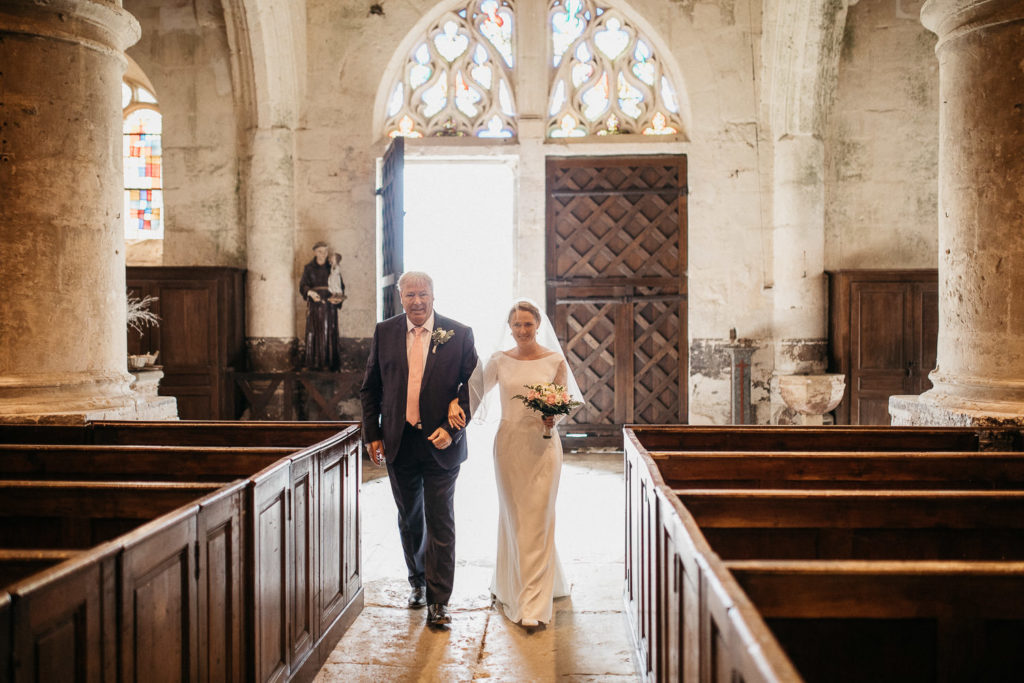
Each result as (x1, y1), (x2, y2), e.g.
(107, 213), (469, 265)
(630, 424), (1022, 452)
(728, 560), (1024, 682)
(0, 420), (348, 447)
(0, 479), (224, 549)
(676, 489), (1024, 561)
(0, 549), (81, 588)
(0, 421), (364, 683)
(0, 444), (295, 481)
(651, 449), (1024, 489)
(624, 424), (1024, 683)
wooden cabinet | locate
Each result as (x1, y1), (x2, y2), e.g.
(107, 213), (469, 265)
(127, 267), (245, 419)
(828, 270), (938, 425)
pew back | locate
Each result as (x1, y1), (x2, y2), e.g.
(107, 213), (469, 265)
(0, 420), (364, 683)
(624, 424), (1024, 683)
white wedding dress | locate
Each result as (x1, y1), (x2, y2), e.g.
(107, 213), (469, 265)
(483, 350), (570, 625)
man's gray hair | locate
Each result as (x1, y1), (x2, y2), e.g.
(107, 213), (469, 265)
(398, 271), (434, 292)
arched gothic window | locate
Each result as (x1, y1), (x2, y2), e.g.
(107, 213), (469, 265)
(122, 78), (164, 240)
(382, 0), (683, 139)
(383, 0), (518, 139)
(548, 0), (682, 137)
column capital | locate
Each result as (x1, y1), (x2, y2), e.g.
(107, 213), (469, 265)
(0, 0), (140, 55)
(922, 0), (1024, 48)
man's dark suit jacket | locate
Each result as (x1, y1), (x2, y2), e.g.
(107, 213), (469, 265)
(360, 312), (477, 468)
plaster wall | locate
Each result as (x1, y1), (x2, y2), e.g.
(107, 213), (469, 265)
(124, 0), (245, 267)
(824, 0), (939, 270)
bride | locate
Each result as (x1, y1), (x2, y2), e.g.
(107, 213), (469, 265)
(449, 300), (583, 629)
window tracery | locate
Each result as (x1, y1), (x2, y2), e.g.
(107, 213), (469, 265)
(548, 0), (682, 137)
(383, 0), (518, 139)
(381, 0), (683, 140)
(122, 79), (164, 239)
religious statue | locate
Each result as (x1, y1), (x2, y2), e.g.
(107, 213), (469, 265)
(299, 241), (345, 370)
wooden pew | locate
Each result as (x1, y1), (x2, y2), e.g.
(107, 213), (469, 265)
(624, 424), (1024, 683)
(0, 444), (295, 481)
(90, 420), (348, 447)
(677, 489), (1024, 561)
(651, 449), (1024, 489)
(630, 424), (1022, 452)
(728, 560), (1024, 683)
(0, 479), (223, 548)
(0, 550), (81, 589)
(0, 420), (348, 448)
(0, 421), (363, 683)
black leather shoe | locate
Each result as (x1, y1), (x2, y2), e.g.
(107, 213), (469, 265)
(408, 586), (427, 608)
(426, 603), (451, 626)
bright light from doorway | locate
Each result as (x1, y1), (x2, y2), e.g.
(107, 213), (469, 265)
(404, 159), (515, 345)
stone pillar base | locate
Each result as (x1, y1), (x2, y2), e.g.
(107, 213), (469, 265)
(889, 394), (1024, 428)
(0, 396), (178, 425)
(0, 370), (178, 424)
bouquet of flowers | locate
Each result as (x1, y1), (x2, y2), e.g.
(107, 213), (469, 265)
(512, 382), (583, 438)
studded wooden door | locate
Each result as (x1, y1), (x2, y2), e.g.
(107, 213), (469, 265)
(546, 155), (687, 440)
(378, 137), (404, 319)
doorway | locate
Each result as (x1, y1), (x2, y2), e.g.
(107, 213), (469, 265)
(403, 158), (515, 340)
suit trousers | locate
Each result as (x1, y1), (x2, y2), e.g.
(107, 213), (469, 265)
(387, 423), (461, 605)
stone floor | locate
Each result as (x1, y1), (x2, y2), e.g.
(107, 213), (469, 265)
(314, 425), (640, 682)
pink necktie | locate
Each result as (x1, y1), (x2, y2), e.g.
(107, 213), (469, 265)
(406, 327), (425, 426)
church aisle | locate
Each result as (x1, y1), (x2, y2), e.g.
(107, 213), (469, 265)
(315, 426), (639, 682)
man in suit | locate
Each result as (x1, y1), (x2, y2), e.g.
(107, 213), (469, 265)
(360, 271), (478, 627)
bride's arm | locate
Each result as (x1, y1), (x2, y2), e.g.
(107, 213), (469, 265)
(553, 360), (570, 425)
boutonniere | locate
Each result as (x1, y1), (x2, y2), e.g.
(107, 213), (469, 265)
(430, 327), (455, 353)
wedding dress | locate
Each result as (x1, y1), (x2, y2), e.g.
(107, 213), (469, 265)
(482, 350), (571, 625)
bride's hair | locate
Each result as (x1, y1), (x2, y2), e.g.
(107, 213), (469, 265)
(508, 300), (541, 324)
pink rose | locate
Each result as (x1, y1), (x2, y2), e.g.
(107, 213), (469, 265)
(561, 392), (570, 402)
(545, 395), (557, 405)
(527, 391), (539, 401)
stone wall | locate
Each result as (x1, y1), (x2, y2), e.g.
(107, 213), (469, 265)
(824, 0), (939, 270)
(124, 0), (244, 268)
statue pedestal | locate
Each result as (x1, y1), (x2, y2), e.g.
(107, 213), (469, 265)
(777, 374), (846, 426)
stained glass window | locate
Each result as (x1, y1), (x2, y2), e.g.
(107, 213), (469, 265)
(123, 80), (164, 239)
(383, 0), (517, 139)
(548, 0), (682, 137)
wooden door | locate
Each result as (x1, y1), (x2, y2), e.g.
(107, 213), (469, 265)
(378, 137), (404, 320)
(546, 155), (688, 442)
(828, 270), (938, 425)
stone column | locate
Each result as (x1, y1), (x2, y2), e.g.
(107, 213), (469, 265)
(245, 127), (298, 371)
(891, 0), (1024, 426)
(0, 0), (175, 422)
(770, 134), (829, 423)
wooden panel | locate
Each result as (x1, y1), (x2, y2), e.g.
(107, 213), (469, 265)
(828, 270), (938, 425)
(126, 268), (245, 419)
(10, 546), (117, 683)
(547, 155), (688, 438)
(289, 452), (316, 670)
(379, 137), (404, 319)
(343, 438), (361, 598)
(318, 445), (345, 632)
(196, 483), (245, 683)
(0, 592), (8, 683)
(251, 462), (290, 683)
(119, 509), (199, 683)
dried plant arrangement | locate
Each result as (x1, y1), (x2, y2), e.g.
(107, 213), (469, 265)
(126, 294), (160, 335)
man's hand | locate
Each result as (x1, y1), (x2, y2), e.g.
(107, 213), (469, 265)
(308, 290), (322, 302)
(367, 439), (386, 467)
(447, 399), (466, 430)
(427, 427), (452, 450)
